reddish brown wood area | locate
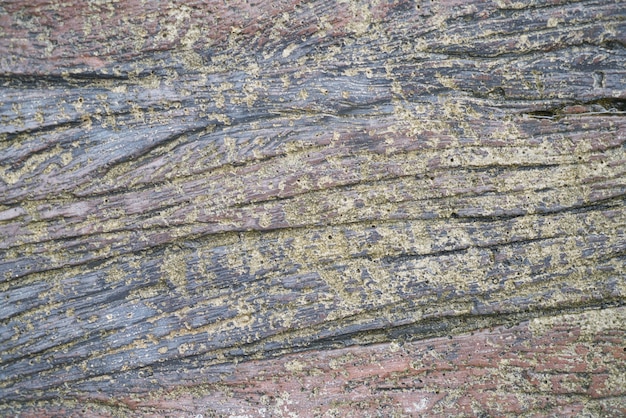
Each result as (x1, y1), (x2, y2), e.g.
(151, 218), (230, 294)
(10, 307), (626, 417)
(0, 0), (625, 416)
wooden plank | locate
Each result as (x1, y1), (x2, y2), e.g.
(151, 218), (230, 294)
(18, 307), (624, 417)
(1, 0), (625, 415)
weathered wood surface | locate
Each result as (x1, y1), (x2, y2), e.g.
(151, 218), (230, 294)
(7, 307), (626, 417)
(0, 0), (624, 416)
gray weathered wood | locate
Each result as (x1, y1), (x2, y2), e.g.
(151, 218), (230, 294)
(0, 0), (624, 415)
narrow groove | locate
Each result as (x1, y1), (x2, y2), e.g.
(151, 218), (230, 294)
(0, 119), (83, 144)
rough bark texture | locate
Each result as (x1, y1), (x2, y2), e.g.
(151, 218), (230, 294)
(0, 0), (625, 416)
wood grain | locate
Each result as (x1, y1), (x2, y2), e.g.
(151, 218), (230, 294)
(0, 0), (624, 416)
